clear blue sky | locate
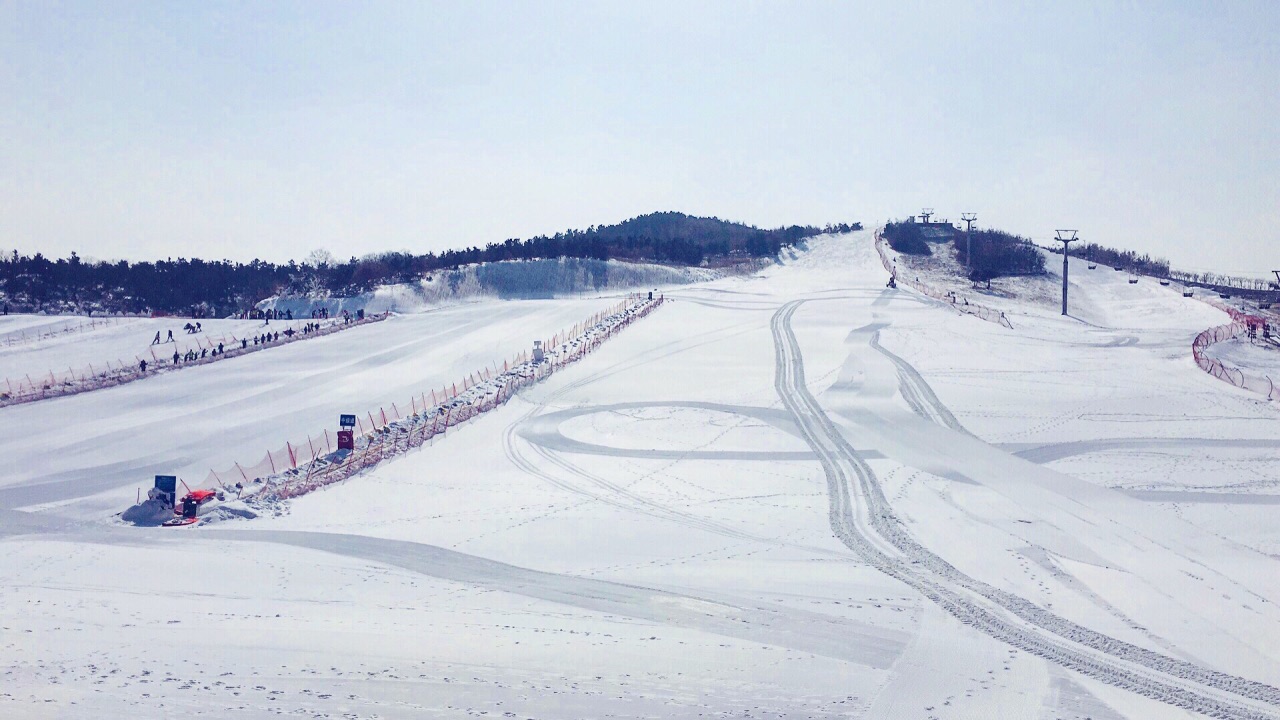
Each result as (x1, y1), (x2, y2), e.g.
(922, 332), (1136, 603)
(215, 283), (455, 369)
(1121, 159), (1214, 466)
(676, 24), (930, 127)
(2, 1), (1277, 276)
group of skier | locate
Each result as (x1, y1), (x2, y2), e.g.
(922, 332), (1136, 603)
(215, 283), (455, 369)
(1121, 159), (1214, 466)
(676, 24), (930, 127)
(149, 322), (206, 345)
(237, 308), (291, 321)
(136, 309), (370, 375)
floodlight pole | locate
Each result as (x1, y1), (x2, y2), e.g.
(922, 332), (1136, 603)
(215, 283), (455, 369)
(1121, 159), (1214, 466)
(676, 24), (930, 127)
(961, 213), (977, 280)
(1055, 230), (1079, 316)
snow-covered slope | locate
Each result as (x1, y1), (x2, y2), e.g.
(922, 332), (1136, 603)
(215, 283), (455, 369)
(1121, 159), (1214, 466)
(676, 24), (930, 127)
(3, 230), (1278, 719)
(262, 256), (730, 318)
(0, 316), (333, 388)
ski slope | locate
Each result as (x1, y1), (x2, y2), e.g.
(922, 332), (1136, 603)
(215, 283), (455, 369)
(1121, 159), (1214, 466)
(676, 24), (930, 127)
(0, 315), (331, 386)
(3, 231), (1279, 719)
(1205, 337), (1280, 378)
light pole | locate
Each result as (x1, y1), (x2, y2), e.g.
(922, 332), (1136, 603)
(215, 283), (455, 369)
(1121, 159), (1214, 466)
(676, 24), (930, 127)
(961, 213), (977, 282)
(1055, 230), (1079, 316)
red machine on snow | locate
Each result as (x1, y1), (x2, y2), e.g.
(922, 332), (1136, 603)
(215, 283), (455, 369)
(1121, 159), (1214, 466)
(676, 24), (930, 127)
(148, 475), (218, 527)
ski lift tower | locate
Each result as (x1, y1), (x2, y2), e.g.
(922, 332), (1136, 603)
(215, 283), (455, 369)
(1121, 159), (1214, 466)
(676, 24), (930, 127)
(1055, 230), (1079, 316)
(960, 213), (977, 279)
(920, 208), (934, 225)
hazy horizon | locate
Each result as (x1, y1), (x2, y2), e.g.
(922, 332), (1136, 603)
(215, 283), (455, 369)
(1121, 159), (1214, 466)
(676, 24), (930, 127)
(3, 2), (1277, 277)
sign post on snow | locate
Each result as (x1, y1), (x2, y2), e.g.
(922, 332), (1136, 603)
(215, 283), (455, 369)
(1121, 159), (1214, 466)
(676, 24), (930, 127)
(338, 414), (356, 451)
(152, 475), (178, 509)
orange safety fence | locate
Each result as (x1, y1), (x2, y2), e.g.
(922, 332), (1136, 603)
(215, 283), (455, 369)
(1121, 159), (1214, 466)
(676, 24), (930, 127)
(1191, 307), (1278, 401)
(201, 295), (665, 503)
(0, 313), (389, 408)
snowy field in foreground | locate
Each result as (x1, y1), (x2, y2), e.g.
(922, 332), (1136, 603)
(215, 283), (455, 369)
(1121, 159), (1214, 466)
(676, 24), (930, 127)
(3, 231), (1279, 719)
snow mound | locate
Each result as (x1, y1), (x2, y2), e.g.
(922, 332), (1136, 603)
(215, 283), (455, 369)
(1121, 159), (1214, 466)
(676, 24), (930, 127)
(119, 499), (173, 526)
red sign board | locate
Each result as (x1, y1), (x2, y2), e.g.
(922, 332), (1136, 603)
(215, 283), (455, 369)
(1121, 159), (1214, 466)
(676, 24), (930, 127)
(337, 430), (354, 451)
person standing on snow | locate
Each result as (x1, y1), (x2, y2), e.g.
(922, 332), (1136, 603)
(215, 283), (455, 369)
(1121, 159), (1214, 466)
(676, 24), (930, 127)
(152, 331), (161, 345)
(166, 330), (174, 343)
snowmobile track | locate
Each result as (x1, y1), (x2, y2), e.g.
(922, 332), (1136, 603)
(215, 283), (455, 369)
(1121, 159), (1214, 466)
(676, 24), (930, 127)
(771, 299), (1280, 719)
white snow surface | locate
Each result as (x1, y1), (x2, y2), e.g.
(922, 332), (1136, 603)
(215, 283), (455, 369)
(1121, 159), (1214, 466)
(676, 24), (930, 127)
(2, 230), (1279, 719)
(261, 256), (727, 317)
(0, 315), (333, 387)
(1205, 337), (1280, 378)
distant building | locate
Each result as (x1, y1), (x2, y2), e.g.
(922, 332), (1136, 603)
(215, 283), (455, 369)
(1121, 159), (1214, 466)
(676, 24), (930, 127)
(906, 215), (958, 242)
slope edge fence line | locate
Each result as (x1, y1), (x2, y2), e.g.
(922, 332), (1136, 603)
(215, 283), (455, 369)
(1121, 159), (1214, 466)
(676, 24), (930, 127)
(199, 294), (663, 505)
(0, 313), (388, 408)
(1192, 303), (1278, 401)
(0, 315), (131, 348)
(874, 230), (1014, 329)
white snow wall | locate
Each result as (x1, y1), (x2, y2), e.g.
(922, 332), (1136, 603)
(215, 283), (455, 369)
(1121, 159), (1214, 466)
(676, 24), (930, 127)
(261, 257), (737, 318)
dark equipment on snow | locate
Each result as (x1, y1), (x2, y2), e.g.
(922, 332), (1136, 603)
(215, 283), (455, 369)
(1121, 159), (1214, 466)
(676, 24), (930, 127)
(152, 475), (177, 509)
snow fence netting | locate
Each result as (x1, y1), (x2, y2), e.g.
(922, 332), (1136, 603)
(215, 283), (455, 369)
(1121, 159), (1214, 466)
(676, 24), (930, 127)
(875, 230), (1014, 329)
(0, 313), (387, 409)
(1191, 306), (1278, 401)
(194, 295), (665, 504)
(0, 316), (132, 348)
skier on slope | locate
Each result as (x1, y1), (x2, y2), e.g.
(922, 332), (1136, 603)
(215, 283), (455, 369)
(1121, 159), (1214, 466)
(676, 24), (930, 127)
(166, 330), (174, 343)
(152, 331), (161, 345)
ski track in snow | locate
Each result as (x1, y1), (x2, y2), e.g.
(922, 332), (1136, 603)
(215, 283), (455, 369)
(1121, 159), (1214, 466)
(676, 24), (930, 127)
(4, 231), (1280, 718)
(771, 298), (1280, 720)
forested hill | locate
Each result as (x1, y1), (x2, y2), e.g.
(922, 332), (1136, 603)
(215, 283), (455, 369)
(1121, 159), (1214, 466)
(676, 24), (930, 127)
(0, 212), (860, 316)
(485, 212), (858, 266)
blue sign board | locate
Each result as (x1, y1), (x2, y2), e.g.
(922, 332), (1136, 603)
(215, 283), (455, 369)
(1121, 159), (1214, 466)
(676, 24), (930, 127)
(340, 414), (357, 428)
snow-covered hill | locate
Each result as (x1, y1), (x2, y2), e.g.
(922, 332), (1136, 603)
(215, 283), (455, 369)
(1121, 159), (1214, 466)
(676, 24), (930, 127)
(261, 256), (735, 317)
(3, 230), (1278, 719)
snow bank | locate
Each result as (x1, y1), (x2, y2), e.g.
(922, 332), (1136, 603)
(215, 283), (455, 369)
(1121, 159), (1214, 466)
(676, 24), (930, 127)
(260, 256), (727, 317)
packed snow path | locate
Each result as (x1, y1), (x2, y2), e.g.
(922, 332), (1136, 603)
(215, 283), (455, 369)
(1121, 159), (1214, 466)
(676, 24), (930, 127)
(772, 299), (1280, 719)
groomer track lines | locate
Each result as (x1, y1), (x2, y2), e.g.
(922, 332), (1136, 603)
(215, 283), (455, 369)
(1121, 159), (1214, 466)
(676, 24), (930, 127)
(772, 299), (1280, 720)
